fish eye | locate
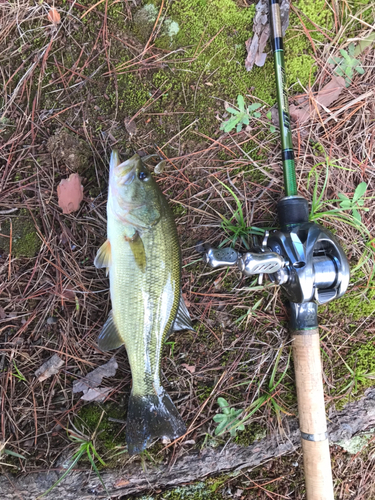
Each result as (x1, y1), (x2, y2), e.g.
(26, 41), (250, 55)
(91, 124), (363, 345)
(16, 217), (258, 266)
(138, 171), (148, 181)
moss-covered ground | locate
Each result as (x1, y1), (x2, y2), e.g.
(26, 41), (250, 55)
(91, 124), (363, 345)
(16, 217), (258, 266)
(1, 0), (375, 497)
(0, 210), (41, 258)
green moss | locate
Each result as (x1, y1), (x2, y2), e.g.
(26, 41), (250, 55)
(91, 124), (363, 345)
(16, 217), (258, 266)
(234, 422), (266, 446)
(131, 0), (332, 147)
(77, 402), (126, 451)
(0, 211), (41, 258)
(347, 341), (375, 387)
(197, 384), (214, 402)
(329, 326), (375, 408)
(171, 203), (187, 216)
(330, 339), (375, 411)
(104, 72), (150, 116)
(133, 481), (225, 500)
(15, 0), (334, 162)
(329, 271), (375, 321)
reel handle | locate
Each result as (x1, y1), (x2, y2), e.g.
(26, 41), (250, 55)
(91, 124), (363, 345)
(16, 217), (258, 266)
(292, 327), (334, 500)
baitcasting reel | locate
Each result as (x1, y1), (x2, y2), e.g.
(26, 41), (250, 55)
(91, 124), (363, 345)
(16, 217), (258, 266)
(204, 196), (350, 319)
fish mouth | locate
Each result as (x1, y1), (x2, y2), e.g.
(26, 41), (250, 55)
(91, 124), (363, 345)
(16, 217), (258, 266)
(111, 153), (142, 186)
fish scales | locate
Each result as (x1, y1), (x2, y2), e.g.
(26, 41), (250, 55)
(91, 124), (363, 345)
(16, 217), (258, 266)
(109, 209), (181, 396)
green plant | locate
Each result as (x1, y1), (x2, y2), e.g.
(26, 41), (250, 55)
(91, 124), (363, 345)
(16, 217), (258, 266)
(39, 417), (108, 498)
(266, 111), (276, 133)
(220, 95), (261, 133)
(329, 43), (365, 87)
(213, 397), (245, 437)
(165, 340), (176, 357)
(308, 160), (375, 275)
(339, 358), (375, 396)
(235, 298), (263, 326)
(308, 159), (369, 226)
(0, 439), (26, 467)
(213, 346), (291, 437)
(217, 180), (266, 249)
(337, 181), (367, 223)
(12, 361), (26, 382)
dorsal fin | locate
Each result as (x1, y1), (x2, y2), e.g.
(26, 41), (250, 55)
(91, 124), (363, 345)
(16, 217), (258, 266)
(98, 311), (124, 351)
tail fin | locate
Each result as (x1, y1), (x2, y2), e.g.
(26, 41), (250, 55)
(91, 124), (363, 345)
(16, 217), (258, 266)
(126, 390), (186, 455)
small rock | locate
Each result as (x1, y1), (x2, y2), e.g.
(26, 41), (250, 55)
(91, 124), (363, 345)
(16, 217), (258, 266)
(124, 117), (137, 136)
(46, 317), (58, 325)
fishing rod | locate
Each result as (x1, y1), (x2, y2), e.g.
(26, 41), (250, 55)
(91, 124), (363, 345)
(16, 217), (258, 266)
(202, 1), (350, 498)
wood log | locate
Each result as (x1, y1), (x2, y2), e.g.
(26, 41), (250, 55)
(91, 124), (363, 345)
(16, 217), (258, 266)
(1, 388), (375, 499)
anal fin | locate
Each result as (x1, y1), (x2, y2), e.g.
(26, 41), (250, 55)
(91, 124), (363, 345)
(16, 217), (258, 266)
(98, 311), (124, 351)
(172, 294), (195, 333)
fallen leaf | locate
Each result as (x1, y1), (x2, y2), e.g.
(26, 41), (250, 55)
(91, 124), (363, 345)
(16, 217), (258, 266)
(0, 307), (6, 319)
(53, 285), (76, 301)
(181, 363), (196, 373)
(245, 0), (290, 72)
(73, 358), (118, 400)
(80, 387), (113, 402)
(57, 173), (83, 214)
(289, 75), (346, 123)
(48, 7), (61, 25)
(35, 354), (64, 382)
(124, 117), (137, 136)
(182, 293), (191, 308)
(114, 479), (131, 488)
(354, 32), (375, 56)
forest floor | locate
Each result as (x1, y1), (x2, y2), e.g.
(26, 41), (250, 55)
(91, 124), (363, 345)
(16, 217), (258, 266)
(1, 0), (375, 498)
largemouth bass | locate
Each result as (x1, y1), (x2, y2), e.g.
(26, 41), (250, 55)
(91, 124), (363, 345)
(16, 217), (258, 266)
(94, 151), (192, 455)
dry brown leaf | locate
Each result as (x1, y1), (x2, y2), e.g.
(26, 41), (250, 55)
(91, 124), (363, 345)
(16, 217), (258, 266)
(124, 117), (137, 136)
(181, 363), (196, 373)
(80, 387), (113, 402)
(35, 354), (64, 382)
(182, 293), (191, 308)
(57, 173), (83, 214)
(245, 0), (290, 71)
(114, 479), (131, 489)
(53, 285), (76, 301)
(48, 7), (61, 25)
(289, 75), (346, 123)
(73, 358), (118, 400)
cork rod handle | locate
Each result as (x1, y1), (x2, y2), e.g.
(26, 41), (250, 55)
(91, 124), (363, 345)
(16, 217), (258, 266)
(292, 329), (334, 500)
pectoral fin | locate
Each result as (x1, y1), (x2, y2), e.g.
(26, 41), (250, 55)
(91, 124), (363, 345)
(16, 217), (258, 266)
(98, 311), (124, 351)
(94, 240), (112, 273)
(172, 294), (195, 332)
(127, 232), (146, 273)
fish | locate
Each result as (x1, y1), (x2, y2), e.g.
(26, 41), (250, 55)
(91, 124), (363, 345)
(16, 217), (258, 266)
(94, 151), (193, 455)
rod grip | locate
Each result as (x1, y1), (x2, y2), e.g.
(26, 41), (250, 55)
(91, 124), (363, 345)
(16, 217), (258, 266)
(292, 330), (334, 500)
